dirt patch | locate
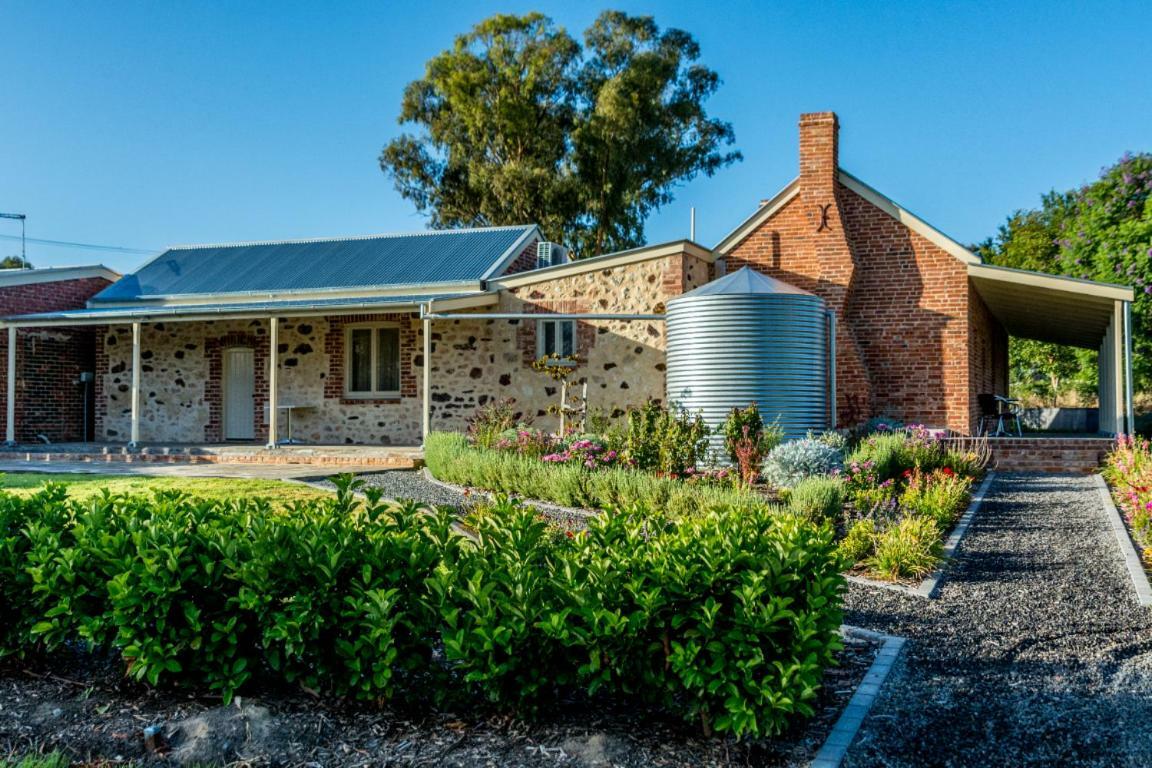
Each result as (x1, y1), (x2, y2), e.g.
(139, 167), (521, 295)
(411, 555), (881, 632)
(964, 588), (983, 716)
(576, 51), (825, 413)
(0, 635), (878, 767)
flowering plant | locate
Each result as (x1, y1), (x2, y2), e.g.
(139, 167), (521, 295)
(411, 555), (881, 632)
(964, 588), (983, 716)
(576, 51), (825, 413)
(1103, 435), (1152, 566)
(542, 438), (618, 469)
(493, 427), (559, 458)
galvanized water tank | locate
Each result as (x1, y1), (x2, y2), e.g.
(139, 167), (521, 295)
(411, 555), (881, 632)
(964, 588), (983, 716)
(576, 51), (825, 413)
(666, 266), (831, 454)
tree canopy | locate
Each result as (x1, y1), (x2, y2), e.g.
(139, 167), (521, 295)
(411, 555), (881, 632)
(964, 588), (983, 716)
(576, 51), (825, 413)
(976, 152), (1152, 402)
(380, 11), (740, 257)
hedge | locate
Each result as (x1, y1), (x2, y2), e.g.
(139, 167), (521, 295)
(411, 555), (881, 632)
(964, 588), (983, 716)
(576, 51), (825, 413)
(424, 431), (761, 516)
(0, 478), (844, 739)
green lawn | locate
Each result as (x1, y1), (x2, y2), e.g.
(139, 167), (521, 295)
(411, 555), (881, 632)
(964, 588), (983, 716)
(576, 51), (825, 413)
(0, 755), (69, 768)
(0, 472), (333, 505)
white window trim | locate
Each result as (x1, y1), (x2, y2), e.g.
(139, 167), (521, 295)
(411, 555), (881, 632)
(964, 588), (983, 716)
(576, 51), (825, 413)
(344, 322), (402, 399)
(536, 318), (577, 361)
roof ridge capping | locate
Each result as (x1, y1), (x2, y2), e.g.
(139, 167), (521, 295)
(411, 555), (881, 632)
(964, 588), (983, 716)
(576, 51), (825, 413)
(165, 224), (535, 251)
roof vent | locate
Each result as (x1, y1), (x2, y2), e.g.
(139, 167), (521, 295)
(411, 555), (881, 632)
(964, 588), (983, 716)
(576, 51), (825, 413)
(536, 241), (569, 268)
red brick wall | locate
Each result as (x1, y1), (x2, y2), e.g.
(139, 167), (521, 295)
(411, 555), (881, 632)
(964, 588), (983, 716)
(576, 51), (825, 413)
(498, 238), (541, 276)
(725, 113), (987, 433)
(0, 276), (112, 442)
(968, 285), (1010, 431)
(838, 186), (971, 431)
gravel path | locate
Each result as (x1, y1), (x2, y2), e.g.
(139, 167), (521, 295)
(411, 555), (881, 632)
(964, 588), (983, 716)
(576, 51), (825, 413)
(843, 473), (1152, 767)
(307, 470), (468, 508)
(305, 471), (597, 530)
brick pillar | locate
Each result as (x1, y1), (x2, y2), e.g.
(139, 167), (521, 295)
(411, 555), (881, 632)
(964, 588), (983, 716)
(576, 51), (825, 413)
(798, 112), (872, 425)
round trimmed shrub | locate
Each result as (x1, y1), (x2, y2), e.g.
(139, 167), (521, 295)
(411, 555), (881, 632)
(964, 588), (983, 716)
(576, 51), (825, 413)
(762, 439), (843, 489)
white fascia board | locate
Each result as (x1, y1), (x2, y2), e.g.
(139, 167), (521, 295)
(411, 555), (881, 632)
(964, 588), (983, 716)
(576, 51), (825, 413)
(0, 265), (120, 287)
(713, 179), (800, 254)
(493, 240), (714, 290)
(481, 225), (543, 280)
(968, 262), (1135, 301)
(7, 303), (417, 328)
(838, 170), (981, 265)
(423, 293), (500, 312)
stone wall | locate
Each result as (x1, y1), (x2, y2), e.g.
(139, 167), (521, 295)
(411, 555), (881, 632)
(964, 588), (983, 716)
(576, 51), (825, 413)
(97, 316), (427, 445)
(93, 250), (711, 444)
(425, 253), (713, 433)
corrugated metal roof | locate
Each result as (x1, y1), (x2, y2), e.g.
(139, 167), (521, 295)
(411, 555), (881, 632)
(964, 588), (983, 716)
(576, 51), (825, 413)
(5, 292), (487, 325)
(93, 225), (535, 302)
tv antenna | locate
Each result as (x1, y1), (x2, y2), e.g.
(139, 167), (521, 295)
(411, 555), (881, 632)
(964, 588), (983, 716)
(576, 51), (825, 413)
(0, 213), (27, 268)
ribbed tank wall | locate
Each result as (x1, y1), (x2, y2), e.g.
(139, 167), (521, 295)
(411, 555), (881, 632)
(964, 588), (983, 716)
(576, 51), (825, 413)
(666, 294), (829, 455)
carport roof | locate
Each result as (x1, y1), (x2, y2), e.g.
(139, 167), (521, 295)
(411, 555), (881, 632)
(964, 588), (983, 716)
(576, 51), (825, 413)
(968, 263), (1134, 349)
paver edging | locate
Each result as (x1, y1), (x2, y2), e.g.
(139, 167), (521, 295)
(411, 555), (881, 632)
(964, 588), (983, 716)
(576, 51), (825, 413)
(1093, 474), (1152, 607)
(846, 471), (996, 599)
(809, 625), (906, 768)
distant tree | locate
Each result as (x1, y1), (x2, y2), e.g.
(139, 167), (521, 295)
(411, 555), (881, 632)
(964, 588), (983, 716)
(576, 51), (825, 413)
(380, 11), (740, 257)
(980, 152), (1152, 400)
(0, 256), (29, 269)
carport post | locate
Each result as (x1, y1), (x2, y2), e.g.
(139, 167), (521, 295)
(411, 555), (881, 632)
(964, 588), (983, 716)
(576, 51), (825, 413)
(5, 326), (15, 445)
(1125, 300), (1135, 434)
(267, 317), (279, 448)
(129, 322), (141, 448)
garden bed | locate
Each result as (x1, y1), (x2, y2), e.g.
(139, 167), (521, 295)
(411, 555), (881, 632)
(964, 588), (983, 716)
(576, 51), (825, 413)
(0, 632), (881, 767)
(1101, 435), (1152, 588)
(0, 479), (846, 751)
(431, 408), (991, 585)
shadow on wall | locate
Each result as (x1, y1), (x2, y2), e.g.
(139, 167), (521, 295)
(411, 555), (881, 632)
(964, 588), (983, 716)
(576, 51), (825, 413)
(731, 197), (967, 430)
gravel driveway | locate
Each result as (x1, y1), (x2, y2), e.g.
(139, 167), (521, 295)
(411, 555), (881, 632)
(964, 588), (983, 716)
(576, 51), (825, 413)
(844, 473), (1152, 767)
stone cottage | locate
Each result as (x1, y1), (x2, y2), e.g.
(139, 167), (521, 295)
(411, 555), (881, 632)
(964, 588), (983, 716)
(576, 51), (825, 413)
(1, 113), (1135, 446)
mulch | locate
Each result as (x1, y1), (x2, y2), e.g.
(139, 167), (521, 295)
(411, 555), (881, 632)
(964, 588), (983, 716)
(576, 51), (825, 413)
(0, 633), (878, 768)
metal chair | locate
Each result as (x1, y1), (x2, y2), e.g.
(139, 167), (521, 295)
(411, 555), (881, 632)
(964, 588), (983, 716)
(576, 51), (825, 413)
(977, 393), (1022, 437)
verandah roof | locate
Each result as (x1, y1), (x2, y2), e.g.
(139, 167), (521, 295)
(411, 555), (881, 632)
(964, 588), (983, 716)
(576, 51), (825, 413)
(0, 292), (497, 326)
(967, 262), (1134, 350)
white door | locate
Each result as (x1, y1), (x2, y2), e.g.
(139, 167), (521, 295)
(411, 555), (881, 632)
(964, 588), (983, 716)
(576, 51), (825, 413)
(223, 348), (255, 441)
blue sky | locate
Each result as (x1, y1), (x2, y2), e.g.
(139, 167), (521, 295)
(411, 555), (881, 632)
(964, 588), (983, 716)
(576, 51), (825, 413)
(1, 0), (1149, 273)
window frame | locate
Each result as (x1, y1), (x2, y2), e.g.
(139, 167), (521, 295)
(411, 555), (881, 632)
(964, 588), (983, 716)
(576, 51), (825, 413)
(343, 322), (402, 399)
(536, 318), (577, 361)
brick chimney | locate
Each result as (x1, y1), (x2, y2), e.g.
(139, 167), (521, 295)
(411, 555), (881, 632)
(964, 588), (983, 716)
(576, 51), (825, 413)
(799, 112), (839, 199)
(797, 111), (872, 424)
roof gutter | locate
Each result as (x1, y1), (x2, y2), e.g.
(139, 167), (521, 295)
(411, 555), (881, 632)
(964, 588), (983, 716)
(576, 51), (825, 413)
(3, 295), (497, 328)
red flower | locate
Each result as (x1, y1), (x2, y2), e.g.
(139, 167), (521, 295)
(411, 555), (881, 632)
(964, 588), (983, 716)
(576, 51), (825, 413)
(941, 467), (956, 477)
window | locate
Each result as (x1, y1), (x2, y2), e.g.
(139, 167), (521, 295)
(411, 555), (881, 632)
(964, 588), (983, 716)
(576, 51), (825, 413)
(345, 324), (401, 397)
(537, 319), (576, 359)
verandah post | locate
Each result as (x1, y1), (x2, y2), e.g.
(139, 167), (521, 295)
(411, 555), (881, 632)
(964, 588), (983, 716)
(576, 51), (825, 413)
(422, 300), (432, 445)
(268, 316), (279, 448)
(129, 321), (141, 448)
(5, 325), (15, 446)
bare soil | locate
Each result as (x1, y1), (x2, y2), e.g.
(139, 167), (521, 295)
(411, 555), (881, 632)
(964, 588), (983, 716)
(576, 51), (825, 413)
(0, 634), (877, 768)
